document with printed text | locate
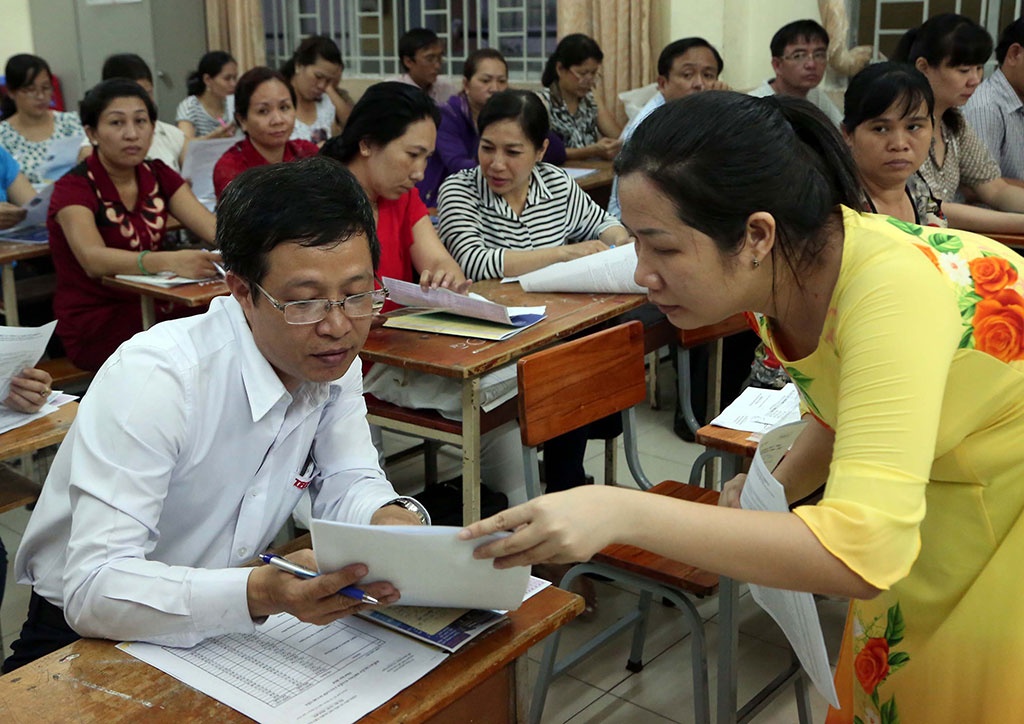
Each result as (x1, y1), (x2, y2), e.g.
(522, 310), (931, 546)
(711, 383), (801, 434)
(741, 420), (839, 707)
(506, 243), (646, 294)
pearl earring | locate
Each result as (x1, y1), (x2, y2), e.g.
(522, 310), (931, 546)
(752, 257), (761, 269)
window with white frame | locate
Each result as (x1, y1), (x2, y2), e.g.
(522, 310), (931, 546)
(263, 0), (559, 82)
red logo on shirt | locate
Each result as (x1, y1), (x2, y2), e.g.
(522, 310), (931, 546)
(293, 478), (311, 490)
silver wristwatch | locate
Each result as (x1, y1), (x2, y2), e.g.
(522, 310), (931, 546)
(381, 496), (431, 525)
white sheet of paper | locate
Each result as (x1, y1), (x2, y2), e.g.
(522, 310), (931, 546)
(740, 421), (839, 708)
(511, 244), (646, 294)
(118, 613), (446, 724)
(114, 272), (217, 287)
(0, 321), (56, 401)
(5, 183), (55, 232)
(36, 135), (86, 182)
(0, 388), (75, 436)
(710, 383), (801, 434)
(383, 276), (545, 326)
(564, 167), (598, 180)
(311, 521), (531, 610)
(180, 137), (237, 209)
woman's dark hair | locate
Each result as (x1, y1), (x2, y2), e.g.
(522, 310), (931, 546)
(541, 33), (603, 87)
(842, 61), (934, 132)
(186, 50), (236, 97)
(477, 90), (549, 149)
(892, 14), (992, 134)
(101, 53), (153, 83)
(2, 54), (52, 119)
(234, 67), (296, 124)
(320, 81), (440, 163)
(657, 37), (724, 77)
(219, 156), (379, 285)
(281, 35), (343, 80)
(463, 48), (507, 81)
(615, 92), (863, 280)
(80, 78), (157, 129)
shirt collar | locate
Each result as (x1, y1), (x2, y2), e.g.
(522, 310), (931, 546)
(219, 295), (330, 421)
(989, 69), (1024, 113)
(85, 150), (155, 209)
(473, 165), (553, 216)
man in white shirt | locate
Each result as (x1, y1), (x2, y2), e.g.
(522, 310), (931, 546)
(964, 18), (1024, 186)
(748, 19), (843, 126)
(392, 27), (457, 105)
(609, 37), (727, 217)
(3, 157), (426, 672)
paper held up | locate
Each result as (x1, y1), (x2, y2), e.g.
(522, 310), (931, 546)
(710, 382), (802, 434)
(509, 243), (647, 294)
(740, 420), (840, 708)
(311, 520), (531, 610)
(382, 276), (545, 326)
(180, 137), (238, 210)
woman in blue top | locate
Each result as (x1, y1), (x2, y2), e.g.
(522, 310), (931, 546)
(0, 146), (34, 229)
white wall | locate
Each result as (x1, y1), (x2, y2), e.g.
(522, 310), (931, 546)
(660, 0), (823, 90)
(1, 0), (35, 57)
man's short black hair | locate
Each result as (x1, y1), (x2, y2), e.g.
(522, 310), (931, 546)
(399, 27), (442, 64)
(657, 37), (724, 77)
(770, 19), (830, 58)
(996, 17), (1024, 65)
(101, 53), (153, 83)
(217, 157), (379, 286)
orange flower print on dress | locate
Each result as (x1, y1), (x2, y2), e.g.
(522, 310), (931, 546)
(972, 288), (1024, 363)
(912, 243), (940, 270)
(855, 638), (890, 693)
(969, 256), (1018, 297)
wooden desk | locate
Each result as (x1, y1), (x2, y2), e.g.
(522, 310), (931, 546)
(0, 402), (77, 461)
(101, 277), (229, 329)
(0, 241), (51, 326)
(564, 160), (614, 208)
(364, 280), (645, 523)
(0, 584), (583, 723)
(988, 232), (1024, 251)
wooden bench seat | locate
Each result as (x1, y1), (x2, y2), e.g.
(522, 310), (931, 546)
(0, 462), (41, 515)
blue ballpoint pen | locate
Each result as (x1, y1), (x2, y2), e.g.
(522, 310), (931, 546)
(259, 553), (379, 605)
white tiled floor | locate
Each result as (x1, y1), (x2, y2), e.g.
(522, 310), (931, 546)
(0, 361), (846, 723)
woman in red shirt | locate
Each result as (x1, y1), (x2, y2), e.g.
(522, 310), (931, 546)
(213, 67), (318, 199)
(49, 79), (217, 371)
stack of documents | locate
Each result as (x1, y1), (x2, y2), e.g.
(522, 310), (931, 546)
(0, 321), (77, 434)
(382, 276), (546, 340)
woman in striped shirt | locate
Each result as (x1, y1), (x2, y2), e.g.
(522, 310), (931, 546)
(438, 90), (630, 281)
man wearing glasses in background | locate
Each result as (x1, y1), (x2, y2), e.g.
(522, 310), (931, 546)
(4, 157), (428, 673)
(748, 19), (844, 126)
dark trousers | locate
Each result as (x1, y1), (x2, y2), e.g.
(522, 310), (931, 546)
(542, 413), (623, 492)
(2, 591), (80, 673)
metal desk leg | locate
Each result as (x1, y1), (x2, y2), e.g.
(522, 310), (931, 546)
(717, 451), (744, 724)
(461, 376), (482, 524)
(140, 297), (156, 330)
(2, 263), (19, 326)
(706, 337), (724, 420)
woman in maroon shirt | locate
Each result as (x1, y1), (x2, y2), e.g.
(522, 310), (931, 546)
(49, 79), (217, 371)
(213, 67), (318, 199)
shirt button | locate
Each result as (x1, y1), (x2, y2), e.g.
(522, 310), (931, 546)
(250, 488), (259, 497)
(238, 547), (248, 557)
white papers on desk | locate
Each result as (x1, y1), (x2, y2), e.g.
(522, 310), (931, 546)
(711, 383), (801, 434)
(36, 135), (85, 183)
(740, 421), (839, 708)
(564, 167), (598, 181)
(506, 243), (646, 294)
(118, 613), (446, 724)
(311, 521), (531, 610)
(383, 276), (546, 326)
(114, 271), (218, 287)
(0, 390), (76, 436)
(180, 137), (237, 210)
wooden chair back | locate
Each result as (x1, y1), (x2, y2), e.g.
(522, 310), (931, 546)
(517, 321), (647, 448)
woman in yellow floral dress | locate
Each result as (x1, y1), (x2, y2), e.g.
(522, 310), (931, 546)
(461, 91), (1024, 722)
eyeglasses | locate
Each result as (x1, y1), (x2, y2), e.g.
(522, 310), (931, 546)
(780, 50), (828, 64)
(253, 282), (388, 324)
(16, 84), (53, 98)
(568, 67), (602, 84)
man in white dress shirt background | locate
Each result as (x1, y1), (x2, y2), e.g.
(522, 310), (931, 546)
(747, 19), (844, 126)
(3, 157), (425, 672)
